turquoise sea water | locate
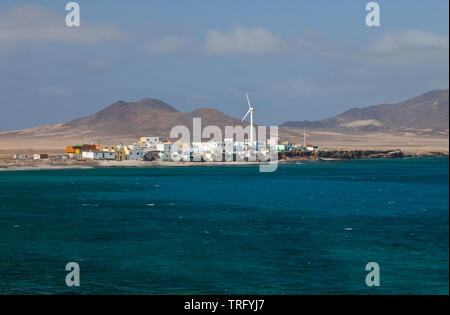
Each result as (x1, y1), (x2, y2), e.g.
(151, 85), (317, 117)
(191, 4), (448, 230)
(0, 158), (448, 294)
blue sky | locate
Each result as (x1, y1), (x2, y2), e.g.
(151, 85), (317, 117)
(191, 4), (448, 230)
(0, 0), (448, 130)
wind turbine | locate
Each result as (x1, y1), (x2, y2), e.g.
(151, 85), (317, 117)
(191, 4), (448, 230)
(241, 92), (255, 144)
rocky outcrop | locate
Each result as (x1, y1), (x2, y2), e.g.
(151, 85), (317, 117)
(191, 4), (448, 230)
(144, 151), (161, 161)
(414, 151), (449, 157)
(280, 149), (450, 160)
(280, 149), (410, 160)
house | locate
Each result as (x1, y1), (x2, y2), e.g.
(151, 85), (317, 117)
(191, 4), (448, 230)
(168, 142), (191, 161)
(180, 149), (192, 161)
(115, 149), (129, 161)
(234, 142), (246, 160)
(68, 153), (81, 159)
(202, 151), (214, 162)
(152, 143), (165, 159)
(305, 146), (318, 151)
(139, 136), (159, 144)
(151, 142), (173, 160)
(192, 142), (220, 161)
(170, 150), (185, 161)
(66, 145), (83, 154)
(156, 143), (165, 151)
(222, 138), (234, 161)
(82, 151), (115, 160)
(163, 143), (173, 160)
(102, 146), (116, 152)
(129, 150), (145, 161)
(81, 151), (94, 159)
(82, 144), (99, 151)
(100, 152), (115, 160)
(13, 154), (28, 160)
(33, 154), (48, 160)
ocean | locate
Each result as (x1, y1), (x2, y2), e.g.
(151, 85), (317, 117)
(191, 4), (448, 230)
(0, 158), (448, 294)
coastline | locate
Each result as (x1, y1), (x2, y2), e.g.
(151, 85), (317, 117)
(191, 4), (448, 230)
(0, 149), (448, 171)
(0, 159), (265, 171)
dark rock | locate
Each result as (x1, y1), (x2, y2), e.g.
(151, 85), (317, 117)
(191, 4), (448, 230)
(144, 151), (160, 161)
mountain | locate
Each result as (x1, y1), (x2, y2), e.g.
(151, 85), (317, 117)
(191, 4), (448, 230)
(64, 98), (181, 136)
(281, 89), (449, 134)
(0, 98), (247, 149)
(0, 90), (448, 151)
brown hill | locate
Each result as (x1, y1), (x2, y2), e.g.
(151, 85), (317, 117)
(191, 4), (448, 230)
(282, 89), (449, 134)
(0, 98), (248, 148)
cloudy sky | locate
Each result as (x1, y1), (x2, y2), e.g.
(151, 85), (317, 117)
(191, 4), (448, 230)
(0, 0), (448, 131)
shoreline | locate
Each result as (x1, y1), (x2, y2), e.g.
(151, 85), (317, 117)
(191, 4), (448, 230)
(0, 149), (448, 171)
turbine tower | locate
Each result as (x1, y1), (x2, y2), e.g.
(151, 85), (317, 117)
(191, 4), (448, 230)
(241, 92), (255, 144)
(304, 127), (306, 147)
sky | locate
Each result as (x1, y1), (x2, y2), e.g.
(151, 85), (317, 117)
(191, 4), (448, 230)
(0, 0), (448, 131)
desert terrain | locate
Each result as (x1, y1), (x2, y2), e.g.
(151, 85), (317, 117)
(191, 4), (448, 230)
(0, 89), (448, 158)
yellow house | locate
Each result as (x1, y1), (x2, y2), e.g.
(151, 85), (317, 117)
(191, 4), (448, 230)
(115, 149), (130, 161)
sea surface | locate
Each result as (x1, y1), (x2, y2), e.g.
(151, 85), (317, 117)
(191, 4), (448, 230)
(0, 158), (448, 294)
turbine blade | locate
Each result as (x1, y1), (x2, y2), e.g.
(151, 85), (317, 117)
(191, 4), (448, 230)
(245, 92), (251, 109)
(241, 109), (251, 121)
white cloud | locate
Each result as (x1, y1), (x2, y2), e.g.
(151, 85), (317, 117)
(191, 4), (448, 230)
(366, 30), (449, 65)
(203, 26), (285, 55)
(0, 5), (124, 51)
(144, 36), (190, 55)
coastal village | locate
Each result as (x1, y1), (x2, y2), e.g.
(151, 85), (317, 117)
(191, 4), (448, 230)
(13, 135), (318, 162)
(10, 92), (322, 163)
(11, 91), (320, 163)
(6, 90), (448, 165)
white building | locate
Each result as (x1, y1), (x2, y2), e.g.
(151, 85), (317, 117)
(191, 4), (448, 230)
(129, 150), (145, 161)
(13, 154), (28, 160)
(140, 136), (159, 144)
(102, 152), (116, 160)
(169, 149), (191, 162)
(276, 144), (286, 152)
(156, 143), (165, 152)
(191, 141), (223, 162)
(82, 151), (115, 160)
(163, 143), (173, 160)
(168, 142), (191, 161)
